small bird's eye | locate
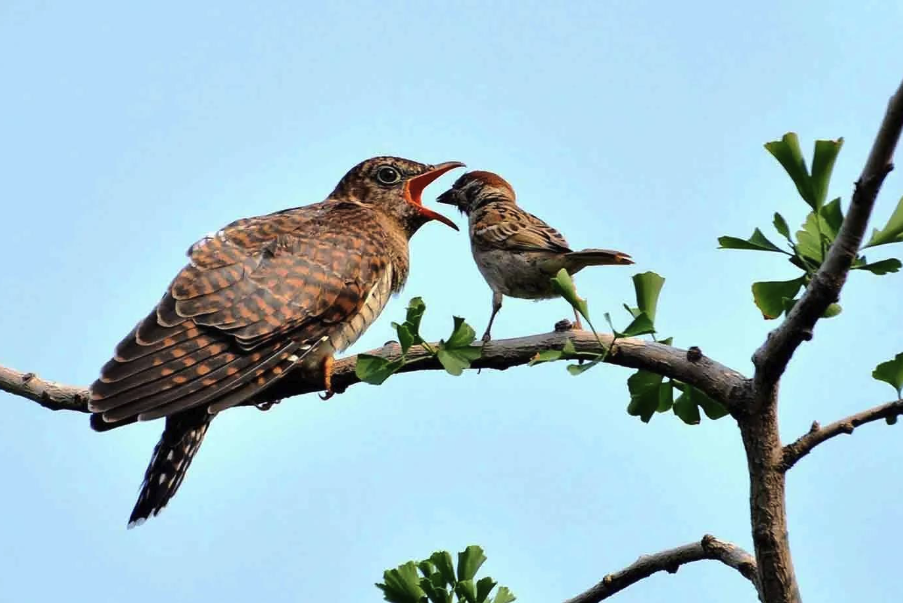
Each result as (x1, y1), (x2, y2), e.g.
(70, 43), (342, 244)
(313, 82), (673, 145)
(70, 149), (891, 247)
(375, 165), (401, 185)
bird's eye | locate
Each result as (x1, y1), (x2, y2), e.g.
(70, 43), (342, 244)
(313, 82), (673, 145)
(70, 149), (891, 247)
(375, 165), (401, 185)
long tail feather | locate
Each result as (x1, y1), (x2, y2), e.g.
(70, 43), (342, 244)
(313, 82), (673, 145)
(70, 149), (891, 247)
(127, 407), (214, 528)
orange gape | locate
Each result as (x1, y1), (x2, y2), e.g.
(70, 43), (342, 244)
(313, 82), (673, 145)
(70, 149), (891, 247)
(88, 156), (463, 526)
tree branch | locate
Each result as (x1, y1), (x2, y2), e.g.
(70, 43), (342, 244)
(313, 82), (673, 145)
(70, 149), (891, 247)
(1, 329), (748, 417)
(752, 78), (903, 390)
(0, 364), (91, 412)
(562, 534), (761, 603)
(781, 399), (903, 471)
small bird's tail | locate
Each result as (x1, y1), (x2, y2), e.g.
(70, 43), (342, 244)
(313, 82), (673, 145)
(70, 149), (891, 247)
(564, 248), (634, 271)
(126, 407), (215, 528)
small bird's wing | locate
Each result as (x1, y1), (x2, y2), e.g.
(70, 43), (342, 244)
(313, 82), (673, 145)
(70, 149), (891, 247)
(90, 202), (388, 426)
(472, 204), (572, 254)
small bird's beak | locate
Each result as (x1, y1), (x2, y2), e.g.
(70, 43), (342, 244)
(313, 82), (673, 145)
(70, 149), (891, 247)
(404, 161), (465, 230)
(435, 188), (459, 207)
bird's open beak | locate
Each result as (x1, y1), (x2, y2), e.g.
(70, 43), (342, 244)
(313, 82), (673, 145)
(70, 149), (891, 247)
(404, 161), (465, 230)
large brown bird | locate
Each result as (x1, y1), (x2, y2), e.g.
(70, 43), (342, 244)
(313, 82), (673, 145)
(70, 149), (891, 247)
(437, 171), (633, 341)
(90, 156), (463, 526)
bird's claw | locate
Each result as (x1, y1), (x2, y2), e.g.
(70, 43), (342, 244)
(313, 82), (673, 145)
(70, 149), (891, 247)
(319, 354), (336, 401)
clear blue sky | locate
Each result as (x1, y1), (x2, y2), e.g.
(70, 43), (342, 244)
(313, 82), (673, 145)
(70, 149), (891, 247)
(2, 2), (902, 602)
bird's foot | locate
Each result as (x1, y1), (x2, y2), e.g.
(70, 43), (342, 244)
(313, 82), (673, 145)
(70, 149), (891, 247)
(318, 355), (336, 401)
(481, 331), (492, 343)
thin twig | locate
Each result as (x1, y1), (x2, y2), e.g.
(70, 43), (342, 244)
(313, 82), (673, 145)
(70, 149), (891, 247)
(562, 534), (761, 603)
(781, 399), (903, 471)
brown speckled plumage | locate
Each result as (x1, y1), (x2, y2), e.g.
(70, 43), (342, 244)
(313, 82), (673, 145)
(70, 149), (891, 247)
(437, 170), (633, 341)
(91, 156), (462, 526)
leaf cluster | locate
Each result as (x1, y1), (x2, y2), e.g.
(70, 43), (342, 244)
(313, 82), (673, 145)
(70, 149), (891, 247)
(718, 134), (903, 320)
(356, 298), (481, 385)
(535, 270), (728, 424)
(377, 546), (515, 603)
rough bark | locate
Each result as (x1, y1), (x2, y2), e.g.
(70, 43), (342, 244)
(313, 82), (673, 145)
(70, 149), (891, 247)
(563, 534), (761, 603)
(1, 329), (748, 415)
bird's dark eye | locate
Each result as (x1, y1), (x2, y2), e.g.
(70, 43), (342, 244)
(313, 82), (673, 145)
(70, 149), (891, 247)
(375, 165), (401, 185)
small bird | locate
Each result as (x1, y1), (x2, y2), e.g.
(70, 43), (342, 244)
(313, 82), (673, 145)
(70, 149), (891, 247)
(89, 156), (463, 526)
(437, 170), (633, 341)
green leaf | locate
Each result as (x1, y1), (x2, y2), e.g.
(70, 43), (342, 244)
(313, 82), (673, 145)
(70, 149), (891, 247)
(421, 581), (451, 603)
(865, 195), (903, 248)
(567, 357), (603, 375)
(773, 212), (791, 241)
(405, 297), (427, 337)
(529, 349), (563, 366)
(437, 347), (481, 376)
(531, 340), (588, 368)
(822, 303), (842, 318)
(627, 370), (664, 423)
(356, 355), (405, 385)
(718, 228), (785, 253)
(670, 384), (729, 422)
(752, 278), (805, 319)
(551, 269), (590, 321)
(623, 304), (641, 319)
(632, 272), (665, 323)
(455, 581), (477, 603)
(492, 587), (516, 603)
(657, 379), (674, 412)
(389, 297), (430, 354)
(418, 560), (435, 579)
(855, 258), (902, 275)
(692, 386), (730, 420)
(810, 138), (844, 208)
(781, 296), (799, 316)
(765, 132), (815, 208)
(437, 317), (481, 375)
(457, 546), (487, 582)
(673, 389), (701, 425)
(873, 353), (903, 398)
(820, 198), (844, 237)
(445, 316), (477, 349)
(395, 323), (416, 355)
(621, 312), (655, 338)
(378, 562), (428, 603)
(429, 551), (457, 588)
(476, 577), (498, 603)
(796, 199), (845, 263)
